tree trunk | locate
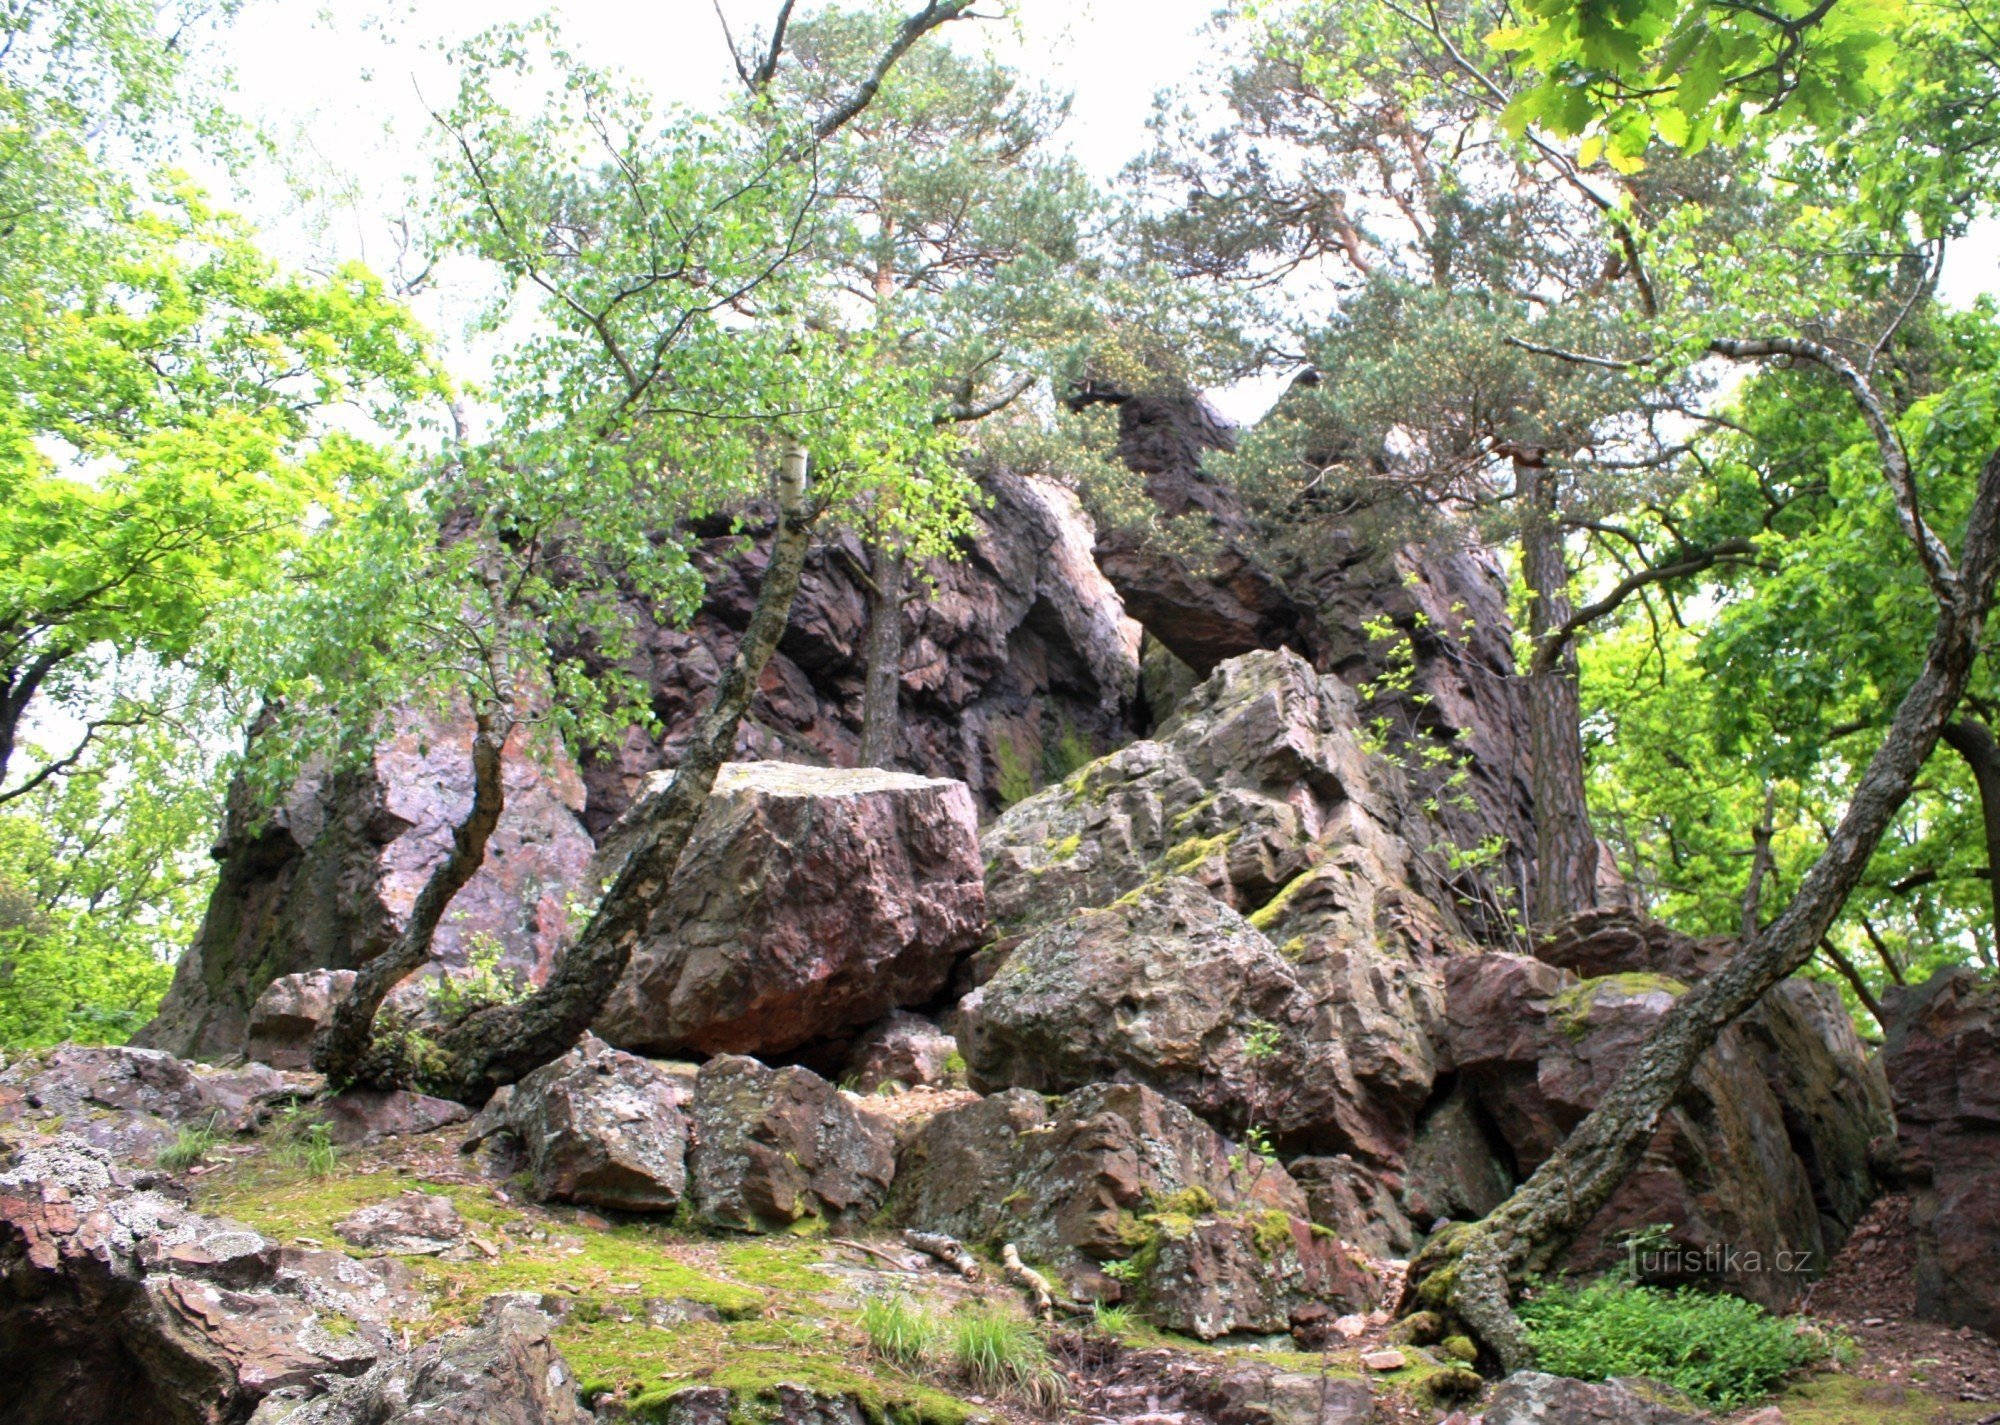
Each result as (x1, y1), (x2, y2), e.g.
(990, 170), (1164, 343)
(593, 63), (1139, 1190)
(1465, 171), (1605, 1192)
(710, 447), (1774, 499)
(312, 706), (507, 1085)
(1407, 444), (2000, 1372)
(858, 542), (906, 769)
(419, 448), (818, 1106)
(1520, 457), (1599, 929)
(1940, 715), (2000, 958)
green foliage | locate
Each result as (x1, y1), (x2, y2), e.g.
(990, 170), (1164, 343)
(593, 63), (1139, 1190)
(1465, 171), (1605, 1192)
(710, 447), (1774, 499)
(157, 1112), (225, 1171)
(860, 1293), (942, 1368)
(1519, 1278), (1835, 1407)
(426, 934), (530, 1022)
(946, 1305), (1064, 1408)
(1088, 1301), (1136, 1337)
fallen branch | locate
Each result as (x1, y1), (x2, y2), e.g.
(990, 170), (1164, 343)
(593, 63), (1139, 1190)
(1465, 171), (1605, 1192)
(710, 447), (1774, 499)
(829, 1237), (921, 1271)
(903, 1229), (982, 1279)
(1002, 1243), (1055, 1319)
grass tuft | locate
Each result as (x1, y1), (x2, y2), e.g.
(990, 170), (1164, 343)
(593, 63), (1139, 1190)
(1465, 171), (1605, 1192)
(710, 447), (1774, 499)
(947, 1304), (1066, 1409)
(861, 1293), (942, 1368)
(157, 1113), (225, 1170)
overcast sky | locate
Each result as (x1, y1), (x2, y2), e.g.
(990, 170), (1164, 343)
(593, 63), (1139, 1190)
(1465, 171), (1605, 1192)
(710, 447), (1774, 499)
(209, 0), (1998, 420)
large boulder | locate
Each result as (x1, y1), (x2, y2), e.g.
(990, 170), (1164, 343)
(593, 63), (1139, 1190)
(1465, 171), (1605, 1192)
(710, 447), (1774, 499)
(0, 1137), (405, 1425)
(137, 712), (596, 1062)
(592, 762), (985, 1059)
(493, 1035), (692, 1213)
(254, 1294), (591, 1425)
(688, 1056), (896, 1234)
(1885, 968), (2000, 1336)
(1481, 1372), (1701, 1425)
(890, 1080), (1373, 1327)
(1442, 949), (1885, 1308)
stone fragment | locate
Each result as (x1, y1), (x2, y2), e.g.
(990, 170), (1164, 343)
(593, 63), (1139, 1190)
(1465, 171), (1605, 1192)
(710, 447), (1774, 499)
(689, 1056), (896, 1233)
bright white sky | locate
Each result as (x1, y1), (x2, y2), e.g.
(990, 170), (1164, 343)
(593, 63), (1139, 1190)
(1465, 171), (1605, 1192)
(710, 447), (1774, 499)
(208, 0), (1998, 425)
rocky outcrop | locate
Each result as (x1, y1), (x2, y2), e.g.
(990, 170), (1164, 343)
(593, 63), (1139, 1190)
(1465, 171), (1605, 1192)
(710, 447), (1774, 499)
(971, 650), (1466, 1162)
(688, 1056), (896, 1234)
(1885, 968), (2000, 1336)
(1079, 387), (1535, 879)
(0, 1137), (411, 1425)
(889, 1080), (1371, 1326)
(1442, 947), (1888, 1308)
(1481, 1371), (1700, 1424)
(0, 1045), (301, 1163)
(575, 469), (1143, 829)
(138, 713), (596, 1063)
(244, 972), (358, 1071)
(253, 1294), (590, 1425)
(592, 762), (985, 1059)
(487, 1035), (693, 1213)
(839, 1011), (963, 1093)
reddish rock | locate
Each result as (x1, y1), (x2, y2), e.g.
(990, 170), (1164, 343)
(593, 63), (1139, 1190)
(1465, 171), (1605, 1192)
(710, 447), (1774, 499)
(1144, 1211), (1377, 1340)
(496, 1035), (691, 1213)
(840, 1011), (963, 1093)
(593, 763), (985, 1059)
(0, 1137), (398, 1425)
(137, 711), (595, 1062)
(688, 1056), (896, 1234)
(245, 971), (357, 1070)
(316, 1088), (471, 1147)
(333, 1192), (467, 1256)
(1885, 968), (2000, 1337)
(1482, 1372), (1700, 1424)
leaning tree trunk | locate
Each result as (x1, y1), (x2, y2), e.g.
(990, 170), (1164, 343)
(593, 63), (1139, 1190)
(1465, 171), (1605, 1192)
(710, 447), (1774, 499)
(312, 707), (507, 1085)
(1520, 457), (1599, 929)
(857, 541), (906, 769)
(416, 448), (818, 1106)
(1406, 445), (2000, 1372)
(1940, 715), (2000, 958)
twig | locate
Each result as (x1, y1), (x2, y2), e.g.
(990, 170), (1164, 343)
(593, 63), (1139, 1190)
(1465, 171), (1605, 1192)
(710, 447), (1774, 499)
(903, 1229), (982, 1279)
(828, 1237), (921, 1270)
(1002, 1243), (1055, 1319)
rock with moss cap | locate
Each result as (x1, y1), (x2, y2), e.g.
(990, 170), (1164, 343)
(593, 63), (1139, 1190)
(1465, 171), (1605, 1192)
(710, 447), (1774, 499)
(890, 1080), (1348, 1306)
(591, 762), (985, 1060)
(689, 1056), (896, 1234)
(1441, 951), (1870, 1309)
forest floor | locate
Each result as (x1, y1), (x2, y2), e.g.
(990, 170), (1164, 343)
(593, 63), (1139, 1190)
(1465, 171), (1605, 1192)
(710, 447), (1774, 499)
(180, 1115), (2000, 1425)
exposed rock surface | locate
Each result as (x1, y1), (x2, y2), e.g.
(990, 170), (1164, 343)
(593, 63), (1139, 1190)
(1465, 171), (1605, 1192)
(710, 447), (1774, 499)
(333, 1192), (467, 1256)
(689, 1056), (896, 1233)
(889, 1079), (1371, 1325)
(486, 1034), (692, 1213)
(1885, 968), (2000, 1336)
(970, 650), (1466, 1163)
(839, 1010), (962, 1093)
(1481, 1371), (1701, 1424)
(0, 1044), (304, 1164)
(1286, 1154), (1419, 1260)
(1079, 387), (1535, 881)
(593, 762), (985, 1060)
(0, 1137), (405, 1425)
(1443, 944), (1888, 1307)
(253, 1294), (590, 1425)
(245, 971), (358, 1071)
(315, 1089), (470, 1148)
(138, 712), (596, 1062)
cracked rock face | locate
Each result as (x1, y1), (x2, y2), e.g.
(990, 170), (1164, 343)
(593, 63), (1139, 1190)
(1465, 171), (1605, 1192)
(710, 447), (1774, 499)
(485, 1034), (693, 1214)
(689, 1056), (895, 1234)
(0, 1137), (415, 1425)
(592, 762), (986, 1060)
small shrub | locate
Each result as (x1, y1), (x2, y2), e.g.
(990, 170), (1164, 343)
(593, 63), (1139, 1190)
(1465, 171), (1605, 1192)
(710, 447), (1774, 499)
(1519, 1278), (1835, 1408)
(861, 1293), (940, 1368)
(157, 1113), (224, 1171)
(1090, 1301), (1135, 1337)
(427, 934), (528, 1020)
(271, 1109), (340, 1177)
(948, 1304), (1066, 1408)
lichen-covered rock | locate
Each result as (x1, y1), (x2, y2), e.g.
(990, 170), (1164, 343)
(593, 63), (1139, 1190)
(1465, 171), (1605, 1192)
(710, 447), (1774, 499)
(890, 1080), (1342, 1309)
(334, 1192), (467, 1256)
(316, 1088), (471, 1148)
(960, 867), (1453, 1162)
(1, 1044), (293, 1133)
(255, 1294), (591, 1425)
(653, 1383), (870, 1425)
(689, 1056), (896, 1233)
(498, 1035), (691, 1213)
(1481, 1371), (1701, 1424)
(1885, 968), (2000, 1336)
(138, 710), (596, 1062)
(1141, 1210), (1376, 1339)
(0, 1137), (399, 1425)
(246, 971), (359, 1070)
(592, 762), (985, 1060)
(1443, 951), (1879, 1307)
(981, 650), (1441, 940)
(1286, 1155), (1418, 1260)
(839, 1011), (963, 1093)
